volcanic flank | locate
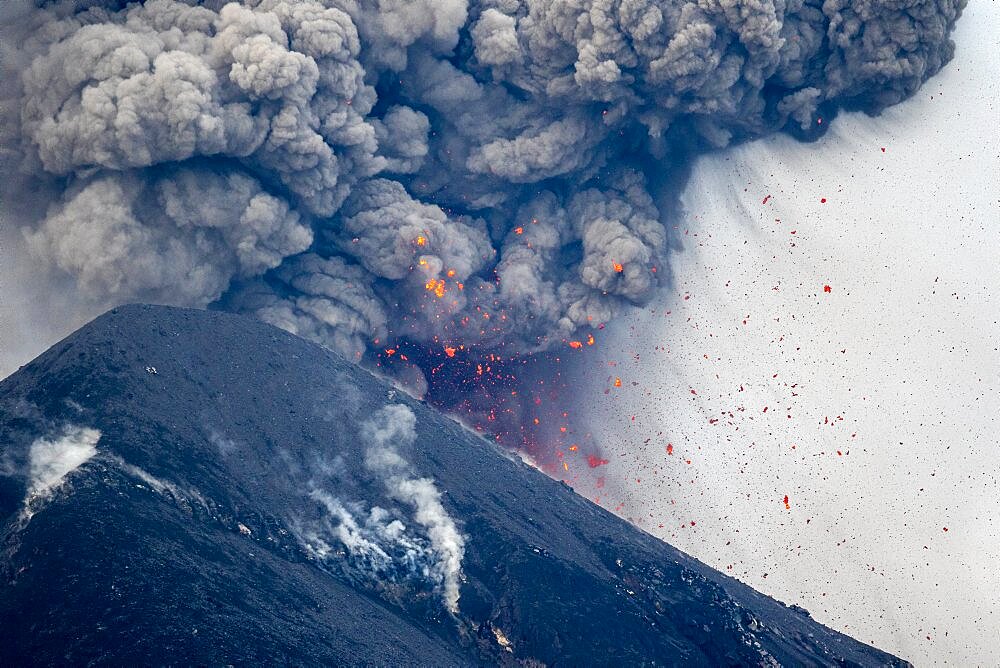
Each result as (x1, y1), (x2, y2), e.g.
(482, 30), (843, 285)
(0, 305), (907, 665)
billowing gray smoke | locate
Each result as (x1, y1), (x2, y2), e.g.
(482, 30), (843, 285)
(1, 0), (965, 362)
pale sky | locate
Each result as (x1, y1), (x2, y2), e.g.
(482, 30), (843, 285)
(580, 2), (1000, 664)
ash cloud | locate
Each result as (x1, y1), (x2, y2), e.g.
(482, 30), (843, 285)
(0, 0), (965, 428)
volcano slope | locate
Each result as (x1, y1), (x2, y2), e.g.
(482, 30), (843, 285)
(0, 305), (905, 666)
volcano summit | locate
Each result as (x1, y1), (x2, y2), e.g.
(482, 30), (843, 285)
(0, 305), (906, 665)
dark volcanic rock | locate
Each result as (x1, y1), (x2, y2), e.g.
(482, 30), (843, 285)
(0, 305), (907, 666)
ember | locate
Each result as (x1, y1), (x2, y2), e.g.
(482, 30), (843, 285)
(425, 278), (447, 298)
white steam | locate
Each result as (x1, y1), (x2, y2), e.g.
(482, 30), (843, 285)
(23, 425), (101, 517)
(362, 404), (465, 613)
(296, 403), (465, 612)
(301, 489), (434, 580)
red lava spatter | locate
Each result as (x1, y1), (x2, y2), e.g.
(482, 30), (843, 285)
(587, 184), (871, 558)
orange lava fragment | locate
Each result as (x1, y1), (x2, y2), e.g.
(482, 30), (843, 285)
(587, 333), (595, 346)
(612, 261), (624, 273)
(613, 377), (622, 387)
(569, 444), (579, 452)
(444, 347), (457, 358)
(447, 269), (456, 277)
(666, 443), (673, 455)
(824, 285), (832, 293)
(563, 462), (569, 472)
(385, 348), (396, 356)
(514, 226), (524, 235)
(568, 340), (583, 349)
(425, 278), (447, 297)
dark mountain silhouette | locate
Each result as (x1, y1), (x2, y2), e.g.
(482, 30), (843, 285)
(0, 305), (906, 666)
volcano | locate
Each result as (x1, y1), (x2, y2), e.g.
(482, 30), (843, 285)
(0, 305), (906, 666)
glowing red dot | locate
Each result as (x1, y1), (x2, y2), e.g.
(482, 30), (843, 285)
(587, 455), (609, 468)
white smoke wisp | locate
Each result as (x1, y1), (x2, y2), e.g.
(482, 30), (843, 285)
(291, 404), (465, 611)
(22, 425), (101, 518)
(294, 486), (448, 603)
(362, 404), (465, 613)
(302, 489), (432, 575)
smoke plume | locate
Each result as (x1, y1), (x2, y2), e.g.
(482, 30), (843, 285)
(0, 0), (966, 456)
(362, 404), (465, 612)
(297, 403), (465, 612)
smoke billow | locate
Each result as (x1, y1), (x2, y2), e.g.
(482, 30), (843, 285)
(0, 0), (966, 453)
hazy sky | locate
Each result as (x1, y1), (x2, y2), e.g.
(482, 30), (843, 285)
(580, 2), (999, 663)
